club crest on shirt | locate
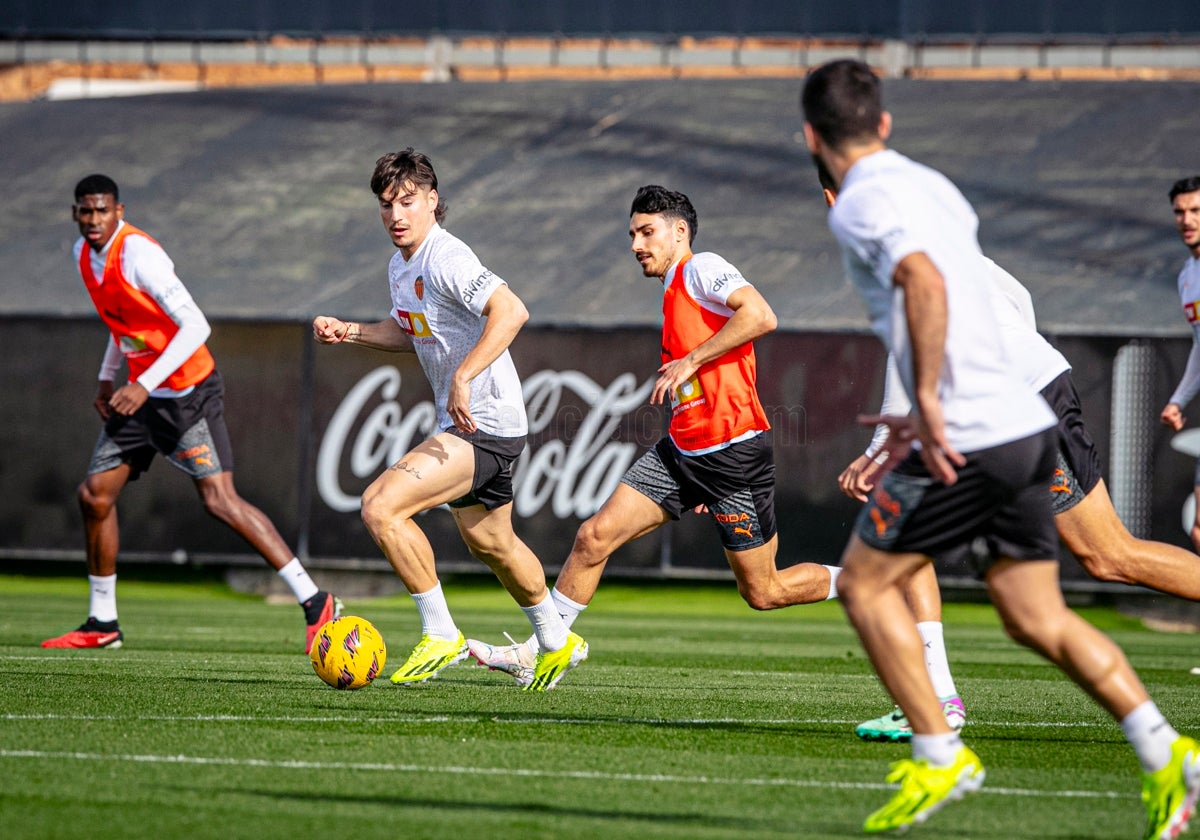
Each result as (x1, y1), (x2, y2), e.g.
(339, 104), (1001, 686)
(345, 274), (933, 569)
(414, 276), (424, 301)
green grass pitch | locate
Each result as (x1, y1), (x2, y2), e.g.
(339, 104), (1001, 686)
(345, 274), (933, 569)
(1, 573), (1196, 839)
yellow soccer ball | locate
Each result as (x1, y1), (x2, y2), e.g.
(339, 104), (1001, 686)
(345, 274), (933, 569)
(309, 616), (387, 690)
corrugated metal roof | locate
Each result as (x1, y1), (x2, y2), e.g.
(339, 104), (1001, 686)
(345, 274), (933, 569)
(1, 78), (1194, 337)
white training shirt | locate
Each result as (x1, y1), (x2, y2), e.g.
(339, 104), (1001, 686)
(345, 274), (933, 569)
(866, 258), (1070, 457)
(388, 224), (528, 437)
(74, 220), (211, 397)
(829, 149), (1055, 453)
(1169, 255), (1200, 408)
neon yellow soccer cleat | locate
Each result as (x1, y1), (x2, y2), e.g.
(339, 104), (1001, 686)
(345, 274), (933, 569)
(1142, 736), (1200, 840)
(863, 746), (985, 833)
(389, 632), (468, 685)
(524, 631), (588, 692)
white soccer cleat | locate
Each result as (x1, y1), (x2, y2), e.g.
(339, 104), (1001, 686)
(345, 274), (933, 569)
(466, 632), (536, 687)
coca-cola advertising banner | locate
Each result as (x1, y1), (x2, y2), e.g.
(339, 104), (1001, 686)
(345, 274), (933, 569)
(1, 318), (1194, 584)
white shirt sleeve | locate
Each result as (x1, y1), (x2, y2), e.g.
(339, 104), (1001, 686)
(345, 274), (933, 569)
(121, 235), (197, 317)
(133, 300), (211, 392)
(1171, 332), (1200, 408)
(984, 258), (1037, 329)
(119, 235), (211, 391)
(436, 241), (506, 317)
(98, 335), (123, 381)
(683, 252), (751, 314)
(865, 354), (913, 458)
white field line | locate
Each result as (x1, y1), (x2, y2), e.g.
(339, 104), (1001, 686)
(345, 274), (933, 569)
(0, 748), (1129, 801)
(0, 711), (1111, 728)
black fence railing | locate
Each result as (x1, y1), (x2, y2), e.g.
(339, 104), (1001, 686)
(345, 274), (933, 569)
(1, 1), (1197, 42)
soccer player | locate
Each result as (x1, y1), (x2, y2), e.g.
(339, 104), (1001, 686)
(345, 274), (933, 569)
(466, 185), (842, 686)
(802, 59), (1199, 837)
(1160, 176), (1200, 553)
(311, 148), (586, 691)
(42, 174), (340, 654)
(828, 189), (1200, 743)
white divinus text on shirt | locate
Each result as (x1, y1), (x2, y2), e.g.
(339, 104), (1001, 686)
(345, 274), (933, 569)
(316, 366), (654, 516)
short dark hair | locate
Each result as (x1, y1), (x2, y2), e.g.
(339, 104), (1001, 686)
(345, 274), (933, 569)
(371, 147), (446, 223)
(629, 185), (698, 244)
(1169, 176), (1200, 203)
(75, 173), (119, 202)
(801, 59), (883, 151)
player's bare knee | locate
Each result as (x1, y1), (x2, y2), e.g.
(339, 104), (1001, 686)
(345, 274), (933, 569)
(737, 581), (782, 611)
(77, 481), (113, 519)
(570, 518), (615, 568)
(200, 492), (240, 524)
(1074, 551), (1131, 585)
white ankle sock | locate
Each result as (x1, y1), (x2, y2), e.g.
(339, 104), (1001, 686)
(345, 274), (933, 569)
(521, 592), (569, 652)
(1122, 700), (1179, 772)
(277, 558), (319, 604)
(917, 621), (958, 699)
(823, 566), (842, 600)
(88, 574), (118, 622)
(412, 583), (458, 640)
(527, 587), (588, 652)
(911, 732), (963, 767)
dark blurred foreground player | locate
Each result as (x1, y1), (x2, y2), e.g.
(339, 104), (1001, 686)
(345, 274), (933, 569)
(42, 174), (340, 654)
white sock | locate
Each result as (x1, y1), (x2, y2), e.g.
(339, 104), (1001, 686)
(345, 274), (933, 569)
(521, 592), (570, 652)
(911, 731), (963, 766)
(412, 582), (458, 640)
(88, 574), (118, 623)
(917, 621), (958, 699)
(277, 558), (319, 604)
(1122, 700), (1179, 772)
(823, 566), (842, 600)
(527, 587), (588, 652)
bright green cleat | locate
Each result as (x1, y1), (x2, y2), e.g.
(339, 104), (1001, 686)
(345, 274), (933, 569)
(389, 632), (468, 685)
(1142, 736), (1200, 840)
(863, 746), (985, 834)
(524, 631), (588, 692)
(856, 696), (967, 743)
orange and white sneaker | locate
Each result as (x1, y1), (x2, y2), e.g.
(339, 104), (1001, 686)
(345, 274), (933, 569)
(303, 591), (343, 654)
(41, 617), (124, 649)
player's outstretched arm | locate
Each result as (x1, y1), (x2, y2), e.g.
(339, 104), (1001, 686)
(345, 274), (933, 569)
(312, 316), (414, 353)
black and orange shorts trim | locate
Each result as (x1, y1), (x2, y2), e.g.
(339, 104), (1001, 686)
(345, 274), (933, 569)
(621, 433), (777, 551)
(854, 427), (1059, 573)
(444, 427), (525, 511)
(87, 370), (232, 481)
(1038, 371), (1103, 514)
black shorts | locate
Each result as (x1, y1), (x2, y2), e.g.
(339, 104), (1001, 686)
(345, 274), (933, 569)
(854, 428), (1059, 573)
(1038, 371), (1103, 514)
(444, 428), (525, 511)
(620, 434), (777, 551)
(87, 371), (232, 481)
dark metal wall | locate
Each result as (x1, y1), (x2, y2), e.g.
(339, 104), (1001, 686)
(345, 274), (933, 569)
(3, 316), (1195, 586)
(2, 1), (1197, 40)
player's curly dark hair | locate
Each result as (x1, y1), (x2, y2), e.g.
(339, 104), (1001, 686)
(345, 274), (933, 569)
(371, 147), (447, 223)
(630, 185), (698, 245)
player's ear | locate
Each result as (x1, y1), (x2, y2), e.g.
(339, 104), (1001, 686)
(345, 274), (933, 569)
(878, 111), (892, 142)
